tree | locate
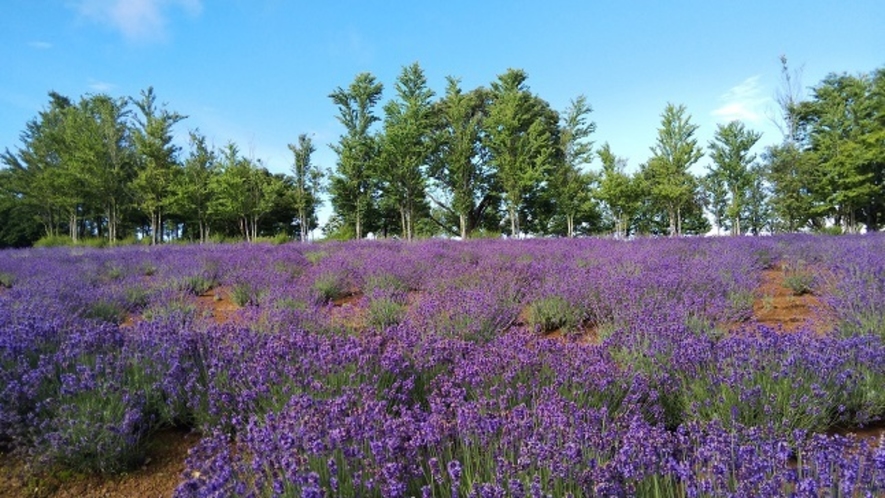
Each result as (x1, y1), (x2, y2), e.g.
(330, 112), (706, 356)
(706, 121), (762, 235)
(744, 163), (772, 235)
(644, 103), (703, 236)
(378, 62), (435, 240)
(288, 133), (324, 242)
(131, 87), (186, 244)
(428, 78), (497, 239)
(867, 68), (885, 230)
(2, 93), (72, 239)
(2, 92), (138, 244)
(596, 143), (641, 238)
(765, 55), (819, 232)
(702, 171), (729, 235)
(552, 95), (596, 237)
(78, 94), (136, 243)
(773, 55), (804, 143)
(796, 72), (880, 232)
(174, 130), (218, 243)
(765, 143), (819, 231)
(0, 168), (42, 247)
(484, 69), (561, 236)
(329, 72), (384, 240)
(212, 143), (283, 242)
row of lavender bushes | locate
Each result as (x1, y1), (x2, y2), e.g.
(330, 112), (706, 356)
(1, 235), (885, 496)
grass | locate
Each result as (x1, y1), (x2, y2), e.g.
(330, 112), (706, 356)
(175, 275), (216, 296)
(230, 282), (263, 307)
(783, 260), (816, 296)
(82, 301), (127, 325)
(525, 295), (581, 334)
(0, 272), (15, 288)
(367, 297), (406, 329)
(312, 272), (349, 303)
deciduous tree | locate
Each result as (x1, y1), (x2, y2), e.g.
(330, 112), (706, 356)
(379, 62), (435, 240)
(484, 69), (560, 236)
(596, 143), (641, 238)
(553, 95), (596, 237)
(131, 87), (186, 244)
(644, 103), (703, 236)
(428, 78), (496, 239)
(289, 133), (324, 242)
(329, 73), (383, 240)
(706, 120), (762, 235)
(175, 130), (218, 243)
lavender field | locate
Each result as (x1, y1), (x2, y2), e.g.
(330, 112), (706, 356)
(2, 235), (885, 497)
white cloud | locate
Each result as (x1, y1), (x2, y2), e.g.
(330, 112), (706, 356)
(70, 0), (202, 42)
(28, 41), (53, 49)
(711, 76), (769, 124)
(88, 79), (116, 92)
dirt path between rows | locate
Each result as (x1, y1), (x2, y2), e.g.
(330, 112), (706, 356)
(0, 429), (197, 498)
(749, 264), (833, 334)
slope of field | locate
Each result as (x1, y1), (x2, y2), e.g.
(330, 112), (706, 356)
(2, 234), (885, 497)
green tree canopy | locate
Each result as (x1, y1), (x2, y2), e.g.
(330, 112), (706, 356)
(328, 72), (384, 240)
(706, 120), (762, 235)
(644, 103), (704, 236)
(484, 68), (561, 236)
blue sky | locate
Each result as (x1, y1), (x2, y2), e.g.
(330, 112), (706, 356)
(3, 1), (884, 225)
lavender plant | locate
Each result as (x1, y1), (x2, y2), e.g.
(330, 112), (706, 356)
(4, 233), (885, 495)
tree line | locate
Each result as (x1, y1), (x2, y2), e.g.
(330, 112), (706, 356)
(1, 59), (883, 247)
(0, 88), (322, 246)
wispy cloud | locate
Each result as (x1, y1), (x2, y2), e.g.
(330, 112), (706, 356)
(70, 0), (202, 42)
(28, 41), (53, 50)
(88, 79), (116, 92)
(712, 76), (769, 124)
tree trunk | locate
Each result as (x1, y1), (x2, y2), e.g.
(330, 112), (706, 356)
(355, 199), (362, 240)
(69, 213), (78, 242)
(406, 197), (415, 241)
(459, 214), (467, 240)
(400, 207), (407, 240)
(676, 206), (682, 236)
(106, 206), (114, 245)
(668, 206), (677, 237)
(509, 206), (519, 237)
(299, 207), (308, 242)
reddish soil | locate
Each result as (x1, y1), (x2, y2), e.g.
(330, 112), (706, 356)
(540, 324), (599, 345)
(121, 287), (241, 329)
(196, 287), (240, 324)
(331, 292), (362, 308)
(830, 420), (885, 443)
(119, 313), (140, 329)
(0, 429), (198, 498)
(515, 307), (599, 344)
(748, 265), (833, 334)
